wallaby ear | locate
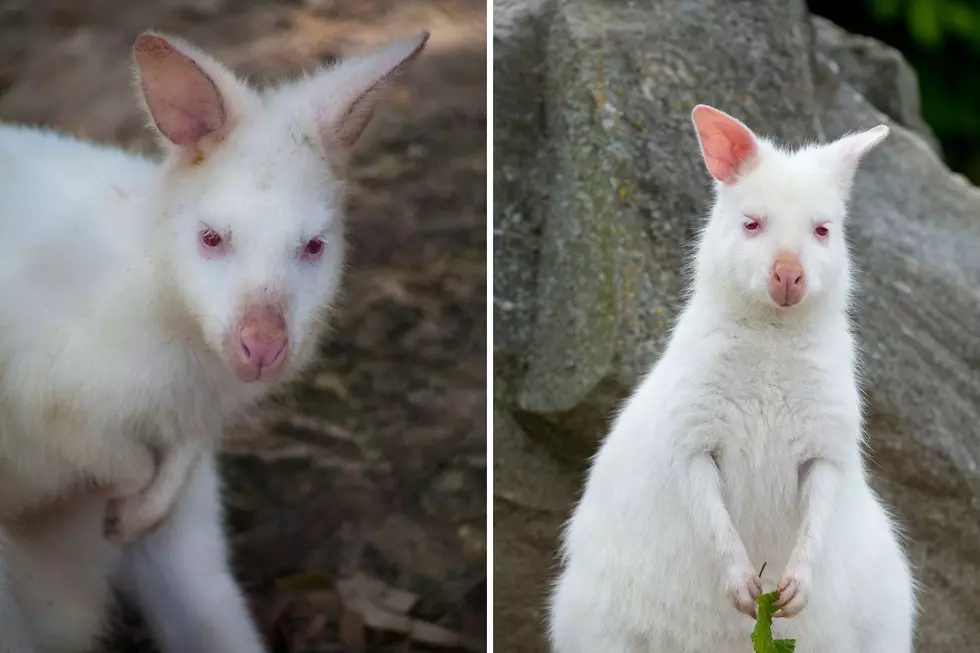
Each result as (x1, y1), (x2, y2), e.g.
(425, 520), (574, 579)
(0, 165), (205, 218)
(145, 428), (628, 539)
(824, 124), (889, 193)
(691, 104), (760, 185)
(133, 32), (241, 153)
(306, 31), (429, 153)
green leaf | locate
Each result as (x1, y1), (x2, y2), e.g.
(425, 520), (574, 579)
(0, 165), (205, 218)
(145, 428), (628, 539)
(751, 591), (797, 653)
(774, 640), (797, 653)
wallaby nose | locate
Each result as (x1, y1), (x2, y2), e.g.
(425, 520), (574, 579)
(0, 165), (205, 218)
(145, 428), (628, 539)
(767, 256), (806, 307)
(234, 306), (288, 381)
(239, 333), (286, 368)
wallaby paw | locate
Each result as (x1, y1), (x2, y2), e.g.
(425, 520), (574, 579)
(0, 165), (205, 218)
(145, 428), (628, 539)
(104, 446), (157, 500)
(773, 566), (810, 618)
(103, 497), (166, 545)
(725, 563), (763, 618)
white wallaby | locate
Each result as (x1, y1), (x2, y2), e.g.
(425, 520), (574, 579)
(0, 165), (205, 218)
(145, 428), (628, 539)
(0, 28), (428, 653)
(547, 105), (915, 653)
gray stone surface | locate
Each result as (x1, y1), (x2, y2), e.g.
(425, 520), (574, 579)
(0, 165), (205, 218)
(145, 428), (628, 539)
(493, 0), (980, 651)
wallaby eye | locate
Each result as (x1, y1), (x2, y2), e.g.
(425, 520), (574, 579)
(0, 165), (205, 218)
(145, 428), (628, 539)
(814, 224), (830, 241)
(199, 228), (223, 249)
(302, 238), (324, 261)
(742, 216), (763, 234)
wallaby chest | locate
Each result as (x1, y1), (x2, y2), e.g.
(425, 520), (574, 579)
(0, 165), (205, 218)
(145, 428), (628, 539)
(695, 327), (858, 557)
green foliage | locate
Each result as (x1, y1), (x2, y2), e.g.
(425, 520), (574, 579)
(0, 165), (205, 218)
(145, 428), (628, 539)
(811, 0), (980, 183)
(868, 0), (980, 49)
(751, 592), (797, 653)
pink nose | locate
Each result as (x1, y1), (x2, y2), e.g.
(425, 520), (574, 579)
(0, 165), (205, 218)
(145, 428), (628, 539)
(767, 255), (806, 307)
(238, 332), (286, 369)
(232, 306), (288, 381)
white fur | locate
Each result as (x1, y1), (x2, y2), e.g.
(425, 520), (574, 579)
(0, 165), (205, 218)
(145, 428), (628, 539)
(0, 29), (427, 653)
(114, 451), (269, 653)
(104, 437), (205, 544)
(4, 451), (262, 653)
(547, 112), (914, 653)
(4, 493), (118, 653)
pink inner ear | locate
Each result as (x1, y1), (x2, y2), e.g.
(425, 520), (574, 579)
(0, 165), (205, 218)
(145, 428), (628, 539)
(318, 31), (429, 153)
(134, 34), (226, 147)
(335, 104), (376, 149)
(692, 105), (758, 184)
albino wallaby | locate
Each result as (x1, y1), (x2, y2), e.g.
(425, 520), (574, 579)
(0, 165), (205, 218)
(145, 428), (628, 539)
(0, 28), (428, 653)
(547, 105), (915, 653)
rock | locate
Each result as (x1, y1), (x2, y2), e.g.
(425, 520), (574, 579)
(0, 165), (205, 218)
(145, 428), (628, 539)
(812, 15), (942, 154)
(493, 0), (980, 650)
(492, 397), (581, 651)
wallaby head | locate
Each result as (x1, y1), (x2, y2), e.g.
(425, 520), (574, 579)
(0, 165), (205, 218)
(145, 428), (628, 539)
(690, 104), (888, 312)
(131, 30), (428, 383)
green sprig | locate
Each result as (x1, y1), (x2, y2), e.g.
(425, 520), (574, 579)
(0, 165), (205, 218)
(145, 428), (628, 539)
(750, 591), (796, 653)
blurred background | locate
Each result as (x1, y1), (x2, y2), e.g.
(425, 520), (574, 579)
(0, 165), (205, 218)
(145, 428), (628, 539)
(810, 0), (980, 182)
(0, 0), (486, 651)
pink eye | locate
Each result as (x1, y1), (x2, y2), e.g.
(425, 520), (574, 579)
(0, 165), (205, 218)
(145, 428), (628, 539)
(814, 224), (830, 240)
(302, 238), (324, 260)
(199, 229), (223, 248)
(742, 216), (762, 234)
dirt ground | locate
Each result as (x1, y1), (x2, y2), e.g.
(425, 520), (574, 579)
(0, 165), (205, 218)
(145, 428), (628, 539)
(0, 0), (487, 651)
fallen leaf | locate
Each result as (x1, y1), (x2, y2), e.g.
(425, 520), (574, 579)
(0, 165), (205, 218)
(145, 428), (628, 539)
(275, 570), (335, 592)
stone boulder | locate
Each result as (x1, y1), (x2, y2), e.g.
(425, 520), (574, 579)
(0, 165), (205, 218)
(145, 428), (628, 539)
(493, 0), (980, 651)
